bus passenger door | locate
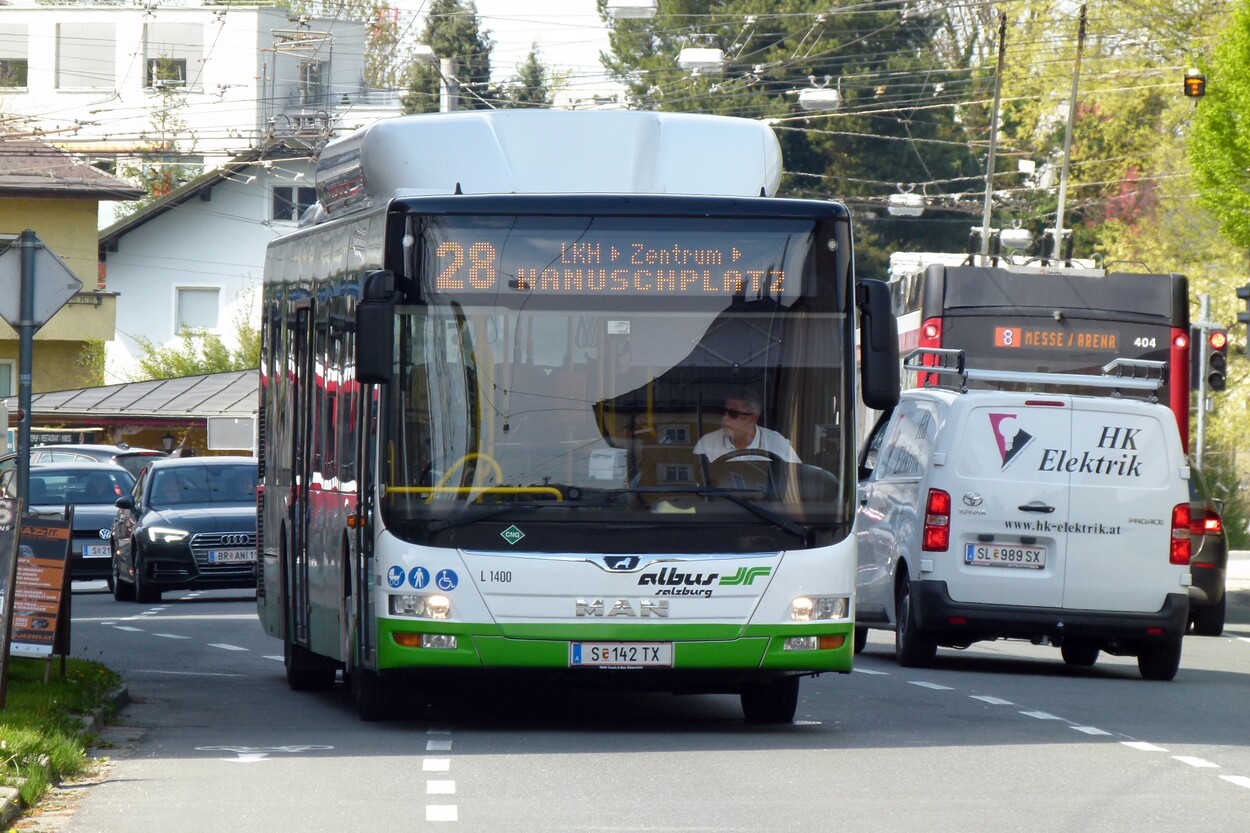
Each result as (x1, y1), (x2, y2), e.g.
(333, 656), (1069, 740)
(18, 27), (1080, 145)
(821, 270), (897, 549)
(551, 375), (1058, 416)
(289, 304), (314, 643)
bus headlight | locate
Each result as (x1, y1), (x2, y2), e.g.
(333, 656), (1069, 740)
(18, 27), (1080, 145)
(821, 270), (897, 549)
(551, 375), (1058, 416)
(790, 596), (849, 621)
(390, 593), (453, 620)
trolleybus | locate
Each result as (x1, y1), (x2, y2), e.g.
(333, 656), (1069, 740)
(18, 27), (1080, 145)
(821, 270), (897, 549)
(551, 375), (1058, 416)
(258, 110), (899, 723)
(889, 258), (1190, 449)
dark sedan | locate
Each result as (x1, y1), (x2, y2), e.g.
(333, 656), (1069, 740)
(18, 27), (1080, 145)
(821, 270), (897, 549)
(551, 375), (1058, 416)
(1188, 464), (1228, 636)
(0, 462), (136, 583)
(111, 457), (258, 603)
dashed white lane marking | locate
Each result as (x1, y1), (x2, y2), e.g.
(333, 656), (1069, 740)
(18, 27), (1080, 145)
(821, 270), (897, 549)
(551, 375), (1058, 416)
(423, 759), (451, 772)
(852, 668), (889, 675)
(969, 695), (1014, 705)
(208, 643), (249, 652)
(426, 806), (458, 822)
(154, 633), (191, 640)
(1122, 741), (1168, 752)
(1220, 776), (1250, 788)
(134, 669), (245, 677)
(427, 781), (456, 794)
(1019, 711), (1064, 721)
(908, 681), (953, 690)
(113, 626), (143, 632)
(263, 655), (283, 662)
(427, 739), (453, 752)
(425, 729), (455, 822)
(1238, 637), (1250, 645)
(1174, 756), (1219, 768)
(1071, 726), (1112, 736)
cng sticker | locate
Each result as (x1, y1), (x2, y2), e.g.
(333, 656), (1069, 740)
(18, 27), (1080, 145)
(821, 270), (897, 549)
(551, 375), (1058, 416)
(500, 525), (525, 546)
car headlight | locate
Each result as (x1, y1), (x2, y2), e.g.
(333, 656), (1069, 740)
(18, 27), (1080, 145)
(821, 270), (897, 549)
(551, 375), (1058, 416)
(147, 526), (190, 544)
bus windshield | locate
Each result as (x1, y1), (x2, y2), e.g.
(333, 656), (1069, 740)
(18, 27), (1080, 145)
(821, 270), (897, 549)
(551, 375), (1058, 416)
(378, 214), (853, 552)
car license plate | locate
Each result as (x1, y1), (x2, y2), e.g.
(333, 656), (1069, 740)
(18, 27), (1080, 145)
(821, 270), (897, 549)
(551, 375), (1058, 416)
(965, 544), (1046, 569)
(569, 642), (672, 668)
(81, 544), (110, 559)
(209, 549), (256, 564)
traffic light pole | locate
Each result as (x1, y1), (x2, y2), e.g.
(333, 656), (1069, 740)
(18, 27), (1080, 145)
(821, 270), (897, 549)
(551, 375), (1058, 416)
(1190, 293), (1210, 467)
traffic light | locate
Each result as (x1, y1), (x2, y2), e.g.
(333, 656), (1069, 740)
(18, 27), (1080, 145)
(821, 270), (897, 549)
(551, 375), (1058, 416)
(1207, 329), (1228, 392)
(1238, 284), (1250, 327)
(1184, 68), (1206, 98)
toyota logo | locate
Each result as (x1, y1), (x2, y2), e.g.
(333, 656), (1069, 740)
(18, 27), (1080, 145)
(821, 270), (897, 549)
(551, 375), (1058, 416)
(218, 533), (251, 546)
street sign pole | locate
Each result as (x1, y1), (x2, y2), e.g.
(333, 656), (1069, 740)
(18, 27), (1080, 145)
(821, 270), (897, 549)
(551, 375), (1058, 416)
(16, 230), (35, 514)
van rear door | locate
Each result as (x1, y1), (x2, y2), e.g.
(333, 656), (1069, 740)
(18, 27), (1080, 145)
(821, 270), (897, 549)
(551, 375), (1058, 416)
(1060, 399), (1185, 612)
(946, 396), (1074, 609)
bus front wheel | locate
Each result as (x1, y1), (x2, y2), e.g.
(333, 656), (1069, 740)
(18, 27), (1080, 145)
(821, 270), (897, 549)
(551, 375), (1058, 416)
(740, 675), (800, 724)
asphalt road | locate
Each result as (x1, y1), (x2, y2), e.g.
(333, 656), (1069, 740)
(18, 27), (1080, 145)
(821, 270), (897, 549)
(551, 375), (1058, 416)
(17, 580), (1250, 833)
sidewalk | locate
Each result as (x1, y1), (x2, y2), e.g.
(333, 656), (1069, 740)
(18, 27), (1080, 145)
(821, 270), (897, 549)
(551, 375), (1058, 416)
(1225, 550), (1250, 625)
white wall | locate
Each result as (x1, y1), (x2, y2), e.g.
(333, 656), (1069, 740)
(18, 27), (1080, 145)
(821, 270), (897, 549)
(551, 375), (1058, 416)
(102, 158), (316, 383)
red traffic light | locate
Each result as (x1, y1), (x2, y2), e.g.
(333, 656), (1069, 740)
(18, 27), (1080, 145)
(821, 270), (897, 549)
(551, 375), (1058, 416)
(1209, 330), (1228, 351)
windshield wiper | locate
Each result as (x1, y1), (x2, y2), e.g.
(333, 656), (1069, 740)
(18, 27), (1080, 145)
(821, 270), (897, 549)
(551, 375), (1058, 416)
(695, 489), (807, 537)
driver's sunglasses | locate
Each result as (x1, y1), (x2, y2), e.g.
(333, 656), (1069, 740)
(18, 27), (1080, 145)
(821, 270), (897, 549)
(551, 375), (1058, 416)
(720, 406), (756, 419)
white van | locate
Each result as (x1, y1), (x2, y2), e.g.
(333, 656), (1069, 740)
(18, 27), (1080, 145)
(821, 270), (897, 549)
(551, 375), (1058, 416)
(854, 352), (1193, 680)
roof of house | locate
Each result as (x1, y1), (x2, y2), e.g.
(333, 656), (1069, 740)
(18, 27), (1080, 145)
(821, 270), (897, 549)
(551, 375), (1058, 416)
(98, 140), (316, 249)
(2, 370), (258, 420)
(0, 132), (145, 200)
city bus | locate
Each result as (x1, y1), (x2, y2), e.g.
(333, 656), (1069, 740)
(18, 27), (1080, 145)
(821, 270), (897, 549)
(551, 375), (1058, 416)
(888, 258), (1190, 449)
(257, 110), (899, 723)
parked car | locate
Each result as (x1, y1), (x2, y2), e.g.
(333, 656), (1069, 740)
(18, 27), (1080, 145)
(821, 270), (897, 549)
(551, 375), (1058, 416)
(1188, 463), (1228, 636)
(0, 462), (136, 583)
(854, 361), (1194, 680)
(0, 443), (168, 479)
(110, 456), (258, 603)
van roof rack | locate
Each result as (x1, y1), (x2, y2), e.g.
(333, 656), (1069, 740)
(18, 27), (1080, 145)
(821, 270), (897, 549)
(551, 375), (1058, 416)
(903, 348), (1165, 399)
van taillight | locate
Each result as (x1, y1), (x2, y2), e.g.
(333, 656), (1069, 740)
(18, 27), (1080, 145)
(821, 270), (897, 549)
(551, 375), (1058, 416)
(923, 489), (951, 552)
(1170, 504), (1191, 565)
(1203, 512), (1223, 535)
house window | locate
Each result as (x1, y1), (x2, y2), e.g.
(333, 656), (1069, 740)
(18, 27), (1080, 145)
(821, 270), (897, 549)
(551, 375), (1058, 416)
(146, 57), (187, 88)
(0, 23), (29, 88)
(57, 22), (115, 89)
(145, 22), (203, 91)
(176, 287), (220, 331)
(273, 187), (317, 223)
(0, 360), (13, 397)
(298, 59), (326, 106)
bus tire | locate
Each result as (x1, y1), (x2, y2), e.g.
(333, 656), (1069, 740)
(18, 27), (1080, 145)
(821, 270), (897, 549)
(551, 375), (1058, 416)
(1060, 639), (1100, 667)
(1137, 637), (1182, 681)
(352, 667), (395, 721)
(284, 639), (336, 692)
(895, 577), (937, 668)
(853, 626), (868, 654)
(1191, 595), (1225, 637)
(740, 675), (800, 724)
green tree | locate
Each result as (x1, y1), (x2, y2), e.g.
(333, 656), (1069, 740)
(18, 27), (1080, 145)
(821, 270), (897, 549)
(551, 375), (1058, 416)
(401, 0), (495, 113)
(499, 46), (565, 108)
(130, 301), (260, 382)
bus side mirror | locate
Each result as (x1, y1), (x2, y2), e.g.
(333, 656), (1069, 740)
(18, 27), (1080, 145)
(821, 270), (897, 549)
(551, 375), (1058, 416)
(355, 302), (394, 385)
(857, 279), (900, 411)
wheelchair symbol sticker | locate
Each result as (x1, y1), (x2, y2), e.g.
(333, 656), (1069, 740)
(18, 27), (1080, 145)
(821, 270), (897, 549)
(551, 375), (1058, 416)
(435, 569), (458, 591)
(409, 566), (430, 589)
(386, 566), (405, 588)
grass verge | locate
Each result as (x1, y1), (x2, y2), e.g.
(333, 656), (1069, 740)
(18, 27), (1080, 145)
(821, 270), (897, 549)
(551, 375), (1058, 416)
(1, 656), (121, 808)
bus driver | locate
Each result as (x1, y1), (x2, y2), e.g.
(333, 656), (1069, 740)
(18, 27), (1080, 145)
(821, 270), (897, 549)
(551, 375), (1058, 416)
(693, 394), (800, 463)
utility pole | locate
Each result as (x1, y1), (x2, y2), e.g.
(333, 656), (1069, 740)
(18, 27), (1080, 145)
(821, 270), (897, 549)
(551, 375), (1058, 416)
(439, 58), (459, 112)
(978, 12), (1008, 266)
(1048, 3), (1086, 263)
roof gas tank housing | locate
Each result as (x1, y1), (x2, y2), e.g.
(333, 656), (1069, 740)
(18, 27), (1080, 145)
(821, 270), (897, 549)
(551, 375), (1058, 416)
(313, 110), (784, 219)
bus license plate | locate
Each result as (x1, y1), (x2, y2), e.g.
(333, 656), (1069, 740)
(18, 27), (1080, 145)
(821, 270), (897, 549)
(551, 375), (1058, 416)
(965, 544), (1046, 569)
(82, 544), (110, 559)
(569, 642), (672, 668)
(209, 549), (256, 564)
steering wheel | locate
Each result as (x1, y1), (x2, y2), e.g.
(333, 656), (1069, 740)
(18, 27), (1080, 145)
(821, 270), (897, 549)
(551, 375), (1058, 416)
(429, 452), (504, 502)
(713, 448), (788, 464)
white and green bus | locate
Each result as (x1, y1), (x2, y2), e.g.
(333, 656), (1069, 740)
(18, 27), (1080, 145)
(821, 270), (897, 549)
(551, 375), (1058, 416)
(257, 110), (899, 723)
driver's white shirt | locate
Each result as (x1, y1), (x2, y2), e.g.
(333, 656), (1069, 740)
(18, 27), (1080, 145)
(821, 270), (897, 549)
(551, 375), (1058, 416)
(693, 426), (800, 463)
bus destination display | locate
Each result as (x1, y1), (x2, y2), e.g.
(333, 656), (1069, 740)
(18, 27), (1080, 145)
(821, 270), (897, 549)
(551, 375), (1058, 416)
(993, 325), (1118, 351)
(424, 223), (810, 299)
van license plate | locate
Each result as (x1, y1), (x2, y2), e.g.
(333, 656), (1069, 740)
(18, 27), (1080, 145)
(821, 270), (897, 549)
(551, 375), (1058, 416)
(570, 642), (672, 668)
(964, 544), (1046, 569)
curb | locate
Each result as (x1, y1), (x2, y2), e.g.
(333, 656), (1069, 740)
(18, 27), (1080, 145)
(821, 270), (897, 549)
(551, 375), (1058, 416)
(0, 685), (129, 830)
